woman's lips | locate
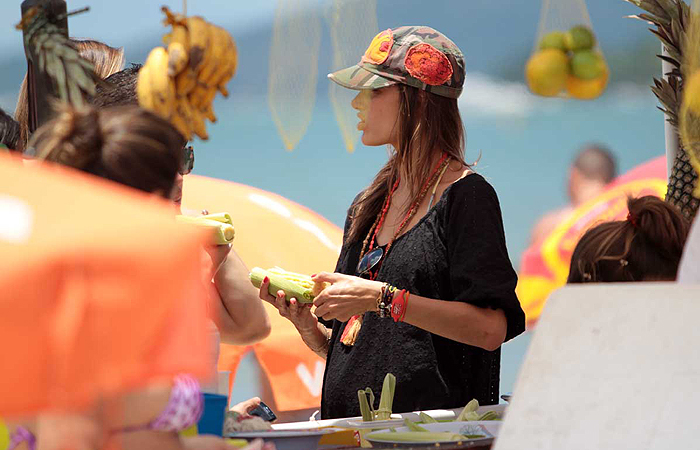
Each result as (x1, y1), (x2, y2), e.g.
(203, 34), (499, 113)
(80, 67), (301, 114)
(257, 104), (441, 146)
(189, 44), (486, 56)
(357, 112), (366, 131)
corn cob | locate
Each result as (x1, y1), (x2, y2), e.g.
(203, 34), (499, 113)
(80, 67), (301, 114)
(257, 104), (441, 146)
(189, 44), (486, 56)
(249, 267), (327, 303)
(201, 212), (233, 225)
(176, 215), (234, 245)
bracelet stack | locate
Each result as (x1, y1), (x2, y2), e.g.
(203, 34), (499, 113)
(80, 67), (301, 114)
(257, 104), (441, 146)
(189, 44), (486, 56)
(376, 283), (410, 322)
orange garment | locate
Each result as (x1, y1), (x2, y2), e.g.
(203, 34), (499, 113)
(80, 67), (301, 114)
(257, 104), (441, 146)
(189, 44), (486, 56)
(182, 175), (342, 411)
(0, 154), (211, 417)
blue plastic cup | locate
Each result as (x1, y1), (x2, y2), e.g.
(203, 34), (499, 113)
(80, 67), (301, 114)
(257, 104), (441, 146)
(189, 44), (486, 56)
(197, 393), (228, 436)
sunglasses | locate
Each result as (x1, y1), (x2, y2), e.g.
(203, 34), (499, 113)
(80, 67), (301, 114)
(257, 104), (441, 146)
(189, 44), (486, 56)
(180, 145), (194, 175)
(356, 246), (384, 279)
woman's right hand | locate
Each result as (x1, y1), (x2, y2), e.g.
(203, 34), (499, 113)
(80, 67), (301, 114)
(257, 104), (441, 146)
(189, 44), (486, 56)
(258, 277), (318, 333)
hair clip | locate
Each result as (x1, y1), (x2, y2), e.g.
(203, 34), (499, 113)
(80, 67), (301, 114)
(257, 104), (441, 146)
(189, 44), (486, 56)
(620, 259), (629, 267)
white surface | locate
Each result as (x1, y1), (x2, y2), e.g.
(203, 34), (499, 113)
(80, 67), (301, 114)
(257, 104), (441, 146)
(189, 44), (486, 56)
(678, 218), (700, 283)
(494, 283), (700, 450)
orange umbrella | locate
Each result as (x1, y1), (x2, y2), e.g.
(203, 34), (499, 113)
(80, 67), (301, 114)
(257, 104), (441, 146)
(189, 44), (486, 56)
(182, 175), (343, 412)
(516, 156), (667, 328)
(0, 154), (211, 418)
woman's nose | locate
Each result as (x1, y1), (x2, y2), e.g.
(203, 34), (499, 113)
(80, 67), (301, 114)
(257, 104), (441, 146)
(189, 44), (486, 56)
(351, 92), (362, 110)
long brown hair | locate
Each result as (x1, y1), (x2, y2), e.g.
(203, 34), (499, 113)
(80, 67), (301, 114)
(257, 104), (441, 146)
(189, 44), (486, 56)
(28, 104), (183, 197)
(14, 39), (125, 151)
(567, 196), (690, 283)
(346, 84), (466, 244)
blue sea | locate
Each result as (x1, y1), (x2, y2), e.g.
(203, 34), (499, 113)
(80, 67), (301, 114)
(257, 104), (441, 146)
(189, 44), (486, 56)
(192, 76), (666, 408)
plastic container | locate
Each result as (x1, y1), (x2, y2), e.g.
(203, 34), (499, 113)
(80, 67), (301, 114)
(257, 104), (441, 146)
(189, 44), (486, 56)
(197, 393), (228, 436)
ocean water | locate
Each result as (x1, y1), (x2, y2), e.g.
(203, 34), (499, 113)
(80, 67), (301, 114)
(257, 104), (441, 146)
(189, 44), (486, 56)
(196, 76), (666, 408)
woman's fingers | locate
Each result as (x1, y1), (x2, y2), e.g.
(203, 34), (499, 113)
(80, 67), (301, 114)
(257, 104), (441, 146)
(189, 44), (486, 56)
(275, 290), (289, 316)
(258, 277), (277, 304)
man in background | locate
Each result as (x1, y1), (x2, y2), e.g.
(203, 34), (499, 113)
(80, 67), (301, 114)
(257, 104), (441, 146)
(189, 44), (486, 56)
(529, 144), (617, 246)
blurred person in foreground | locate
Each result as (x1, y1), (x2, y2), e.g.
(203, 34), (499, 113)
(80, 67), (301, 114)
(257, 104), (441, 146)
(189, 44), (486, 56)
(1, 107), (20, 151)
(8, 105), (272, 450)
(529, 144), (617, 246)
(14, 39), (125, 152)
(567, 196), (689, 283)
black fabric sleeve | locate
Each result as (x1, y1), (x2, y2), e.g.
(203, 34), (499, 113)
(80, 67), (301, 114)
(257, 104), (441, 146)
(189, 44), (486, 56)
(445, 175), (525, 342)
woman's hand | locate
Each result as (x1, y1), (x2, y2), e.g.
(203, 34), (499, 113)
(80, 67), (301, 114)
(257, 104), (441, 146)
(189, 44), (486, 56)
(257, 277), (317, 333)
(230, 397), (262, 419)
(311, 272), (382, 322)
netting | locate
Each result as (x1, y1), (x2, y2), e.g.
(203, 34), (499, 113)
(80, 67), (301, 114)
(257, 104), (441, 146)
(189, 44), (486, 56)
(268, 0), (322, 151)
(679, 0), (700, 198)
(526, 0), (608, 100)
(328, 0), (378, 153)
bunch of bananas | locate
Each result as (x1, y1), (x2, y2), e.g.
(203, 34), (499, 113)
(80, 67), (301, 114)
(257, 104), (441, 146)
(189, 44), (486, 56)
(137, 6), (238, 141)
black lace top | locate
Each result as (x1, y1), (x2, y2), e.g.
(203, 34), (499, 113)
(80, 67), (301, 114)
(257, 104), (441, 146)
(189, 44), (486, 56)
(320, 173), (525, 419)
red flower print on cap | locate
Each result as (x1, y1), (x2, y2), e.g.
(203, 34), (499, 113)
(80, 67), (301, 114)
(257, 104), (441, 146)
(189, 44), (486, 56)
(404, 43), (453, 86)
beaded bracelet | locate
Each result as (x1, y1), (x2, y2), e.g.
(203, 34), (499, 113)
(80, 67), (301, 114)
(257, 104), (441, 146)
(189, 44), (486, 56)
(376, 283), (395, 318)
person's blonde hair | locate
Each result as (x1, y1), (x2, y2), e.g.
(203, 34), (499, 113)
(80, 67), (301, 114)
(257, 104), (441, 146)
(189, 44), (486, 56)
(14, 39), (125, 151)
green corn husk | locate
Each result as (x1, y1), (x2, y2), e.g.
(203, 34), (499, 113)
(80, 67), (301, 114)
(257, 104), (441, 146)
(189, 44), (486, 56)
(456, 399), (480, 422)
(419, 412), (438, 424)
(403, 418), (428, 432)
(478, 410), (501, 421)
(358, 388), (375, 422)
(367, 431), (469, 443)
(202, 212), (233, 225)
(375, 373), (396, 420)
(249, 267), (315, 303)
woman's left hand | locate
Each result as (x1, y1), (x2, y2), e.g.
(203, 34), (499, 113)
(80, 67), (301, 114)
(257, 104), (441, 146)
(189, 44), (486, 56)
(311, 272), (382, 322)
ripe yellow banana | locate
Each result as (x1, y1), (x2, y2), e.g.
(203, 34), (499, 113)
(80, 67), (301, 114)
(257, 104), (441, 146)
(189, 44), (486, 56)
(190, 106), (209, 140)
(145, 47), (176, 120)
(185, 17), (213, 75)
(171, 96), (195, 141)
(136, 63), (156, 111)
(203, 103), (216, 123)
(161, 7), (190, 77)
(166, 25), (189, 77)
(197, 24), (227, 88)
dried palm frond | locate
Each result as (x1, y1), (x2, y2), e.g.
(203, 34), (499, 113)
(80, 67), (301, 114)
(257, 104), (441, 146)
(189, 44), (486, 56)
(16, 3), (97, 108)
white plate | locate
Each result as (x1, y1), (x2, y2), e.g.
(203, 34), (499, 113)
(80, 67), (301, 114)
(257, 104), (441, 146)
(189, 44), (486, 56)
(365, 421), (502, 448)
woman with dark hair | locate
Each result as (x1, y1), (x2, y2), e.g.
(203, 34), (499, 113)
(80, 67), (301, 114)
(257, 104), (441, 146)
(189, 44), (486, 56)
(567, 195), (690, 283)
(259, 26), (525, 418)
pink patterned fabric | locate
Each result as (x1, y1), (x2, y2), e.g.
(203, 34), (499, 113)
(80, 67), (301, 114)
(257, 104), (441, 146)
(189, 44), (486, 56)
(8, 426), (36, 450)
(146, 374), (204, 432)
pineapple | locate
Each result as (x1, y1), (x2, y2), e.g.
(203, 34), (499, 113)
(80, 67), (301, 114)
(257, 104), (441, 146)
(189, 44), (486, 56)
(627, 0), (700, 221)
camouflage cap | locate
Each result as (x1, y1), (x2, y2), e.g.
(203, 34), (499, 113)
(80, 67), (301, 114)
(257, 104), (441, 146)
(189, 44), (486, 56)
(328, 26), (465, 99)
